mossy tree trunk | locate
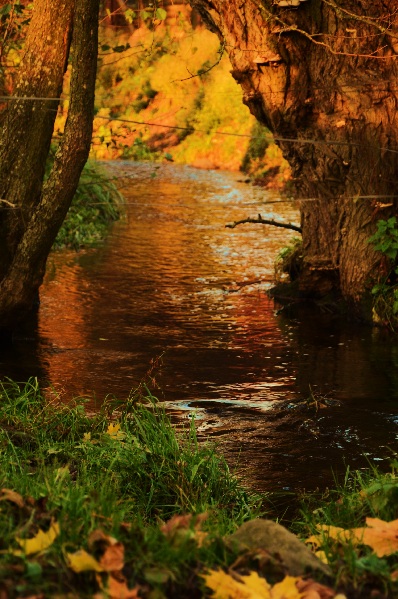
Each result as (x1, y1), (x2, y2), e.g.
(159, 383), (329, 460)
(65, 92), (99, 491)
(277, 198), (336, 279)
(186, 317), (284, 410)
(190, 0), (398, 317)
(0, 0), (100, 337)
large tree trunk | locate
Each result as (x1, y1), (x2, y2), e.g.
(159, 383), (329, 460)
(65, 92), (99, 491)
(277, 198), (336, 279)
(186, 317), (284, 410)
(0, 0), (100, 337)
(190, 0), (398, 317)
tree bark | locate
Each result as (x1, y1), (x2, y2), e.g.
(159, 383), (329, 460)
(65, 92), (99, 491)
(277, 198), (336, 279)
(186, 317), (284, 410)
(0, 0), (100, 333)
(190, 0), (398, 317)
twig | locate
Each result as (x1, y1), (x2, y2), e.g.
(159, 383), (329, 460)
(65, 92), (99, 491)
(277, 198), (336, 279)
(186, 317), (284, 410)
(225, 213), (302, 233)
(172, 41), (226, 82)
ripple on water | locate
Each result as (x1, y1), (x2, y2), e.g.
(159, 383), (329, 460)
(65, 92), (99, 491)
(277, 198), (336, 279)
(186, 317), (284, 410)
(2, 162), (398, 494)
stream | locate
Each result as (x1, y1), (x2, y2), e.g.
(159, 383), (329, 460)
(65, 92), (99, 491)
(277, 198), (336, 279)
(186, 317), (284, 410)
(2, 162), (398, 495)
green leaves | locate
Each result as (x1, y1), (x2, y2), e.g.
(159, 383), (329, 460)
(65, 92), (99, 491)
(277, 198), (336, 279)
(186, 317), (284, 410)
(368, 217), (398, 261)
(155, 7), (167, 21)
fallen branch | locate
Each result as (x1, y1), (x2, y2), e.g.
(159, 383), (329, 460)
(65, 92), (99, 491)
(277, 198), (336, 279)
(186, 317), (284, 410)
(225, 214), (302, 233)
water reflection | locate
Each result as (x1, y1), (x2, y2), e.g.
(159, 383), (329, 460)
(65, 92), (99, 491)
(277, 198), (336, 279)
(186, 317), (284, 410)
(3, 162), (398, 493)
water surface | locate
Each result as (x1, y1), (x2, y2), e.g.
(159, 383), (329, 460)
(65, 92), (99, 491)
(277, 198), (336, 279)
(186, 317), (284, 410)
(3, 163), (398, 494)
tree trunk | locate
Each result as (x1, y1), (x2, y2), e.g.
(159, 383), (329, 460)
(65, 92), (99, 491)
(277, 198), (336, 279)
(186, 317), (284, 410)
(0, 0), (100, 336)
(190, 0), (398, 317)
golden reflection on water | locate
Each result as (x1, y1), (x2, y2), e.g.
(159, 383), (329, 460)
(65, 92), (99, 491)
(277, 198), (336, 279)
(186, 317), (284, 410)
(33, 163), (398, 493)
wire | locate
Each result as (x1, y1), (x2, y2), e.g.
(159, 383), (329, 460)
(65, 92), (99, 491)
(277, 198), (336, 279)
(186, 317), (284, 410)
(91, 115), (398, 155)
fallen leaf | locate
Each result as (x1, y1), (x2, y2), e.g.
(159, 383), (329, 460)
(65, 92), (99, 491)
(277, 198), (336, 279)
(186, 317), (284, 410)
(270, 576), (302, 598)
(66, 549), (104, 573)
(0, 488), (24, 508)
(242, 572), (272, 597)
(296, 578), (336, 599)
(83, 432), (91, 442)
(359, 517), (398, 557)
(307, 525), (361, 549)
(106, 423), (125, 440)
(203, 568), (271, 598)
(311, 518), (398, 557)
(100, 542), (125, 572)
(14, 520), (59, 556)
(88, 529), (119, 548)
(314, 550), (329, 565)
(96, 574), (139, 599)
(161, 512), (208, 547)
(161, 513), (193, 536)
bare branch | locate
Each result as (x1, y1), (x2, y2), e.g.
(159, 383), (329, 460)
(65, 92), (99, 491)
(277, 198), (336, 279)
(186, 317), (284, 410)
(172, 41), (226, 82)
(225, 213), (302, 233)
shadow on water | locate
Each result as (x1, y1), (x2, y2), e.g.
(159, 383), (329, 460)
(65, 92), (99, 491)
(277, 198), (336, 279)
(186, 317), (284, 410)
(2, 162), (398, 495)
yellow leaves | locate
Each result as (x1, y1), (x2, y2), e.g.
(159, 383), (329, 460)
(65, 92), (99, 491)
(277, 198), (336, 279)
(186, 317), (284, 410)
(271, 576), (303, 598)
(14, 520), (59, 556)
(307, 517), (398, 558)
(203, 569), (271, 599)
(67, 529), (125, 573)
(67, 548), (104, 573)
(68, 529), (139, 599)
(307, 525), (361, 549)
(106, 422), (125, 441)
(203, 571), (341, 599)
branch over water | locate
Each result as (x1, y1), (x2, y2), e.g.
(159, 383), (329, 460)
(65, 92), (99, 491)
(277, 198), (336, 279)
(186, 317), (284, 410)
(225, 214), (302, 233)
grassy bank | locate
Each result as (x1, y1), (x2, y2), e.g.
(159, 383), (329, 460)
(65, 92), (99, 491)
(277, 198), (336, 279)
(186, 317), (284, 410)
(52, 160), (123, 251)
(1, 379), (398, 597)
(0, 379), (261, 598)
(296, 467), (398, 598)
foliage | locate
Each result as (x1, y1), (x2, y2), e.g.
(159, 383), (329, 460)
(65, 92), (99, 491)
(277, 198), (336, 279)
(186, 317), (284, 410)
(88, 20), (284, 174)
(1, 380), (398, 596)
(368, 217), (398, 262)
(52, 159), (123, 250)
(274, 237), (303, 283)
(368, 217), (398, 329)
(0, 1), (33, 92)
(296, 466), (398, 596)
(0, 378), (262, 597)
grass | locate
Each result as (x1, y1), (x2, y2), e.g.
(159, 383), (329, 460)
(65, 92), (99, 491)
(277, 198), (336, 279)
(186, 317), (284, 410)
(1, 378), (398, 597)
(52, 159), (124, 250)
(0, 378), (262, 597)
(295, 466), (398, 597)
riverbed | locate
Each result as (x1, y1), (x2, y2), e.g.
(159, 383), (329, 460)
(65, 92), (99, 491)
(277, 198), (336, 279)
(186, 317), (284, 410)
(2, 162), (398, 494)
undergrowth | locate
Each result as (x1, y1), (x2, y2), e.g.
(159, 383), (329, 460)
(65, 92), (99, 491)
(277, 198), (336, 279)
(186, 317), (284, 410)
(52, 160), (123, 250)
(296, 466), (398, 597)
(0, 378), (261, 597)
(1, 379), (398, 596)
(368, 217), (398, 330)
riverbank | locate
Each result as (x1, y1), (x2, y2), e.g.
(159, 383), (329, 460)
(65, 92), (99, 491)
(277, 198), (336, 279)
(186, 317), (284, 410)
(0, 379), (397, 598)
(52, 159), (124, 251)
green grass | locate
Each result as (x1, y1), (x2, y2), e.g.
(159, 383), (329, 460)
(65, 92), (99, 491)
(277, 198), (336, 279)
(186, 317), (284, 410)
(0, 378), (262, 597)
(295, 466), (398, 597)
(2, 378), (398, 597)
(53, 160), (123, 250)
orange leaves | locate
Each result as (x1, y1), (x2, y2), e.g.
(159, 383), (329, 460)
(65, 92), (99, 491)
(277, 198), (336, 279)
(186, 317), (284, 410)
(95, 573), (139, 599)
(160, 512), (209, 547)
(203, 570), (341, 599)
(307, 517), (398, 558)
(358, 518), (398, 557)
(0, 488), (25, 509)
(67, 529), (138, 598)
